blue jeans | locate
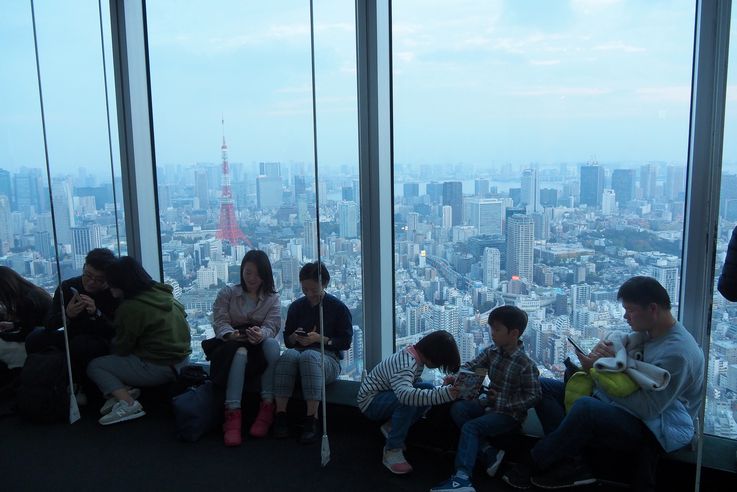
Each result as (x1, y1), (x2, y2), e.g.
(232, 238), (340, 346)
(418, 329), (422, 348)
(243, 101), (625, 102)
(531, 395), (648, 470)
(362, 382), (433, 450)
(535, 377), (566, 435)
(451, 399), (519, 475)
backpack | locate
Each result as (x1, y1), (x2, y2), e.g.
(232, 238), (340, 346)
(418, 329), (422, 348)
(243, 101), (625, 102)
(16, 348), (69, 424)
(171, 380), (220, 442)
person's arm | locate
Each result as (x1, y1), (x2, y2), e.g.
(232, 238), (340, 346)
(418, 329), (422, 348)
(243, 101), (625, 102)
(283, 302), (299, 348)
(461, 348), (490, 372)
(718, 225), (737, 301)
(45, 284), (65, 330)
(111, 304), (145, 356)
(259, 294), (282, 339)
(323, 299), (353, 350)
(390, 360), (454, 406)
(605, 352), (690, 421)
(212, 287), (236, 340)
(504, 361), (542, 415)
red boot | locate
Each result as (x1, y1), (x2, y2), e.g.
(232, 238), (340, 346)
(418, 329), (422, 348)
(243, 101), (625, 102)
(223, 409), (242, 446)
(249, 400), (275, 438)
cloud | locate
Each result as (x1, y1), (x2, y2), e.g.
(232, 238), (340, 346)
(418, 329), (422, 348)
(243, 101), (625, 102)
(506, 87), (611, 97)
(529, 59), (561, 66)
(636, 86), (690, 103)
(592, 41), (646, 53)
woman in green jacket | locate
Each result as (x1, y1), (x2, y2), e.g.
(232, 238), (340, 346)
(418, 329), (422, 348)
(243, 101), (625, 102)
(87, 256), (191, 425)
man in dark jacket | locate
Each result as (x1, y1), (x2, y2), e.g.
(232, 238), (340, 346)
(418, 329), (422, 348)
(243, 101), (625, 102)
(25, 248), (119, 401)
(718, 225), (737, 301)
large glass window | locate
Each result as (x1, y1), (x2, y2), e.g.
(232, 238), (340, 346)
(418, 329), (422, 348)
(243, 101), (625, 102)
(708, 6), (737, 440)
(147, 1), (363, 378)
(391, 0), (694, 385)
(0, 1), (123, 295)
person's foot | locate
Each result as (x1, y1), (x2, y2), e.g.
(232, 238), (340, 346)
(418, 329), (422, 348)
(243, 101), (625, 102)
(502, 463), (533, 490)
(272, 411), (289, 439)
(298, 415), (319, 444)
(249, 400), (275, 438)
(530, 460), (597, 489)
(382, 448), (413, 475)
(100, 388), (140, 415)
(484, 448), (505, 477)
(430, 475), (475, 492)
(98, 400), (145, 425)
(223, 408), (242, 446)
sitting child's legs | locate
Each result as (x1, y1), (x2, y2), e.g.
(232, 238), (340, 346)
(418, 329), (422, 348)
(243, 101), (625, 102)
(454, 411), (518, 477)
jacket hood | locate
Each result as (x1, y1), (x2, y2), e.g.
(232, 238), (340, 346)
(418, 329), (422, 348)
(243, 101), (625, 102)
(130, 283), (176, 311)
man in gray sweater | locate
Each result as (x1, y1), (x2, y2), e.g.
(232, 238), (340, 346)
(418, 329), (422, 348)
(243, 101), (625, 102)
(503, 276), (704, 491)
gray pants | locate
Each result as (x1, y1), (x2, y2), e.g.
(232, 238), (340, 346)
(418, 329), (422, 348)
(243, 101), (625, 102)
(225, 337), (280, 409)
(273, 348), (340, 402)
(87, 354), (185, 396)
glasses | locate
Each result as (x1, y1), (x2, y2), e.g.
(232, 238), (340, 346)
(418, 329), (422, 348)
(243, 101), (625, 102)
(82, 270), (107, 284)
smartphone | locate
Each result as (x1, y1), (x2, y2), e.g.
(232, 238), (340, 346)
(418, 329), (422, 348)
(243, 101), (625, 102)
(295, 329), (310, 337)
(69, 287), (80, 298)
(567, 336), (586, 355)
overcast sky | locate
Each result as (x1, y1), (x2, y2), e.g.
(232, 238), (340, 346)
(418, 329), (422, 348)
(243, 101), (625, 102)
(1, 0), (735, 181)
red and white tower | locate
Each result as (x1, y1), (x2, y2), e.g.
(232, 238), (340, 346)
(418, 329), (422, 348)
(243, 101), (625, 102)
(216, 121), (250, 245)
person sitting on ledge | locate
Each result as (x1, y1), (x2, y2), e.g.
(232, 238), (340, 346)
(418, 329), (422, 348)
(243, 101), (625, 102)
(502, 276), (704, 491)
(272, 261), (353, 444)
(87, 256), (191, 425)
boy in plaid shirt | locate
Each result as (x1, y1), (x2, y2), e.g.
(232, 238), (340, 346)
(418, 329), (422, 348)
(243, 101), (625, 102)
(432, 305), (541, 492)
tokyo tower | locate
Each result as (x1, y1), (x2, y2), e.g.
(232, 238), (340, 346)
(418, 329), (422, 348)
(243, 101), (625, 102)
(216, 120), (251, 246)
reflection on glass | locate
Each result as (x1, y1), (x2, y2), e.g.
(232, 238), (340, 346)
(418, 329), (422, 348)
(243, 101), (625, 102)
(1, 2), (122, 294)
(147, 1), (363, 379)
(391, 0), (693, 390)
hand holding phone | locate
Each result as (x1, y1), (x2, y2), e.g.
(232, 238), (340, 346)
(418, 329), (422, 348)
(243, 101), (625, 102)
(567, 336), (586, 355)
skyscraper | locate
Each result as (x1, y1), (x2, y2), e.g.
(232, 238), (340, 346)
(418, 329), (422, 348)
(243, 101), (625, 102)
(441, 205), (453, 229)
(338, 201), (358, 238)
(256, 175), (283, 210)
(506, 214), (534, 281)
(259, 161), (281, 177)
(465, 198), (504, 235)
(653, 261), (679, 306)
(611, 169), (636, 205)
(665, 165), (685, 200)
(194, 170), (209, 210)
(403, 182), (419, 198)
(474, 178), (489, 197)
(580, 164), (604, 207)
(483, 247), (501, 289)
(72, 226), (102, 269)
(442, 181), (463, 226)
(426, 181), (443, 204)
(304, 218), (318, 260)
(602, 189), (616, 215)
(640, 163), (658, 200)
(521, 168), (540, 213)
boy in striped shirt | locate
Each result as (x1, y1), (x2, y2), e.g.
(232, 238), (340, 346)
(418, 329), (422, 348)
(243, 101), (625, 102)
(358, 330), (461, 474)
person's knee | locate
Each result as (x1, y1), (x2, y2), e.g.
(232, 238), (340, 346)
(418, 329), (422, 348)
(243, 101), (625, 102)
(235, 347), (248, 356)
(567, 396), (600, 421)
(262, 337), (280, 360)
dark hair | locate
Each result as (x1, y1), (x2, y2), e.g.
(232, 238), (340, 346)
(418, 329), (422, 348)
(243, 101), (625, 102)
(105, 256), (155, 298)
(240, 250), (276, 294)
(299, 261), (330, 287)
(617, 276), (671, 309)
(0, 266), (52, 327)
(84, 248), (116, 271)
(415, 330), (461, 374)
(488, 305), (528, 336)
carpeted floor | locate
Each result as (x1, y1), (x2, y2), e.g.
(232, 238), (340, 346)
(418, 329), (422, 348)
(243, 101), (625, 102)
(0, 398), (733, 492)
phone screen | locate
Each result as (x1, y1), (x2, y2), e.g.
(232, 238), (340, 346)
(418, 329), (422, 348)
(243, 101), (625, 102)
(567, 336), (586, 354)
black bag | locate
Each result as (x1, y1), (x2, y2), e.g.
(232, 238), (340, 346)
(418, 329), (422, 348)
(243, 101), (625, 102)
(168, 364), (209, 397)
(172, 380), (220, 442)
(16, 347), (69, 423)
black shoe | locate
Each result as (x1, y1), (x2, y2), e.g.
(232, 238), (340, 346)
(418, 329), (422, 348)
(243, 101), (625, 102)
(298, 415), (319, 444)
(530, 461), (597, 489)
(502, 463), (533, 490)
(273, 412), (289, 439)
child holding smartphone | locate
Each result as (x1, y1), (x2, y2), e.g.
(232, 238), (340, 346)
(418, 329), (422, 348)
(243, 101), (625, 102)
(357, 330), (461, 474)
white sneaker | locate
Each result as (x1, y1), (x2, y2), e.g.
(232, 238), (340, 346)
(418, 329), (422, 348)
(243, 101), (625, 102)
(382, 448), (413, 474)
(485, 449), (505, 477)
(98, 400), (146, 426)
(100, 388), (141, 415)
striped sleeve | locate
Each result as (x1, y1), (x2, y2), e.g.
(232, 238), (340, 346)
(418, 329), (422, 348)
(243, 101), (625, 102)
(357, 350), (453, 412)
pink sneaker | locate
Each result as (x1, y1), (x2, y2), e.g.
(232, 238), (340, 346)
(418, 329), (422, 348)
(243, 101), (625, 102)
(249, 400), (275, 438)
(382, 448), (413, 474)
(223, 409), (242, 446)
